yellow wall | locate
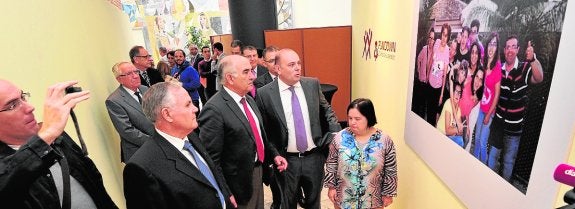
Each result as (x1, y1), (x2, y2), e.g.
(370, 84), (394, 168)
(0, 1), (141, 208)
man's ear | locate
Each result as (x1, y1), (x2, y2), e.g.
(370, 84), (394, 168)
(161, 107), (173, 122)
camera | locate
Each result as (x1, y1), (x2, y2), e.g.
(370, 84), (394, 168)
(65, 86), (83, 94)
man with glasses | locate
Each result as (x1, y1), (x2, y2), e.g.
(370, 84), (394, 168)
(0, 79), (117, 209)
(105, 62), (155, 162)
(129, 45), (164, 87)
(413, 27), (435, 118)
(254, 46), (279, 89)
(487, 36), (543, 182)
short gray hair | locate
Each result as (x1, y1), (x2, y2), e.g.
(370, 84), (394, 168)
(111, 61), (131, 77)
(142, 82), (177, 122)
(216, 55), (237, 85)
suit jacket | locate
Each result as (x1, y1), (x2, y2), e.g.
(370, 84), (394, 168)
(0, 133), (117, 209)
(198, 88), (279, 204)
(105, 85), (155, 162)
(253, 72), (273, 89)
(192, 54), (203, 70)
(139, 67), (164, 87)
(123, 132), (231, 209)
(255, 65), (269, 78)
(255, 77), (341, 156)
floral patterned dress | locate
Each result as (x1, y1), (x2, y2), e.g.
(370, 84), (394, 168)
(324, 128), (397, 209)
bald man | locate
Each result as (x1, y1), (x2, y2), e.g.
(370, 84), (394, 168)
(256, 49), (341, 209)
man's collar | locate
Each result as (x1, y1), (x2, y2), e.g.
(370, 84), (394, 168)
(223, 86), (244, 103)
(503, 57), (519, 71)
(278, 78), (301, 91)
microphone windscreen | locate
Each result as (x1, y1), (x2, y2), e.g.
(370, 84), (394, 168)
(554, 164), (575, 187)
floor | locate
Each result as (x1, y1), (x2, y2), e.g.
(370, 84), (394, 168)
(263, 185), (335, 209)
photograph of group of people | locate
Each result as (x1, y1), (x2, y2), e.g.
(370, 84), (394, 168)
(410, 0), (568, 193)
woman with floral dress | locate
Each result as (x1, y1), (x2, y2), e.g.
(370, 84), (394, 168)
(324, 98), (397, 209)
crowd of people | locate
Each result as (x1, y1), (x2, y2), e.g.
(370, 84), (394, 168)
(0, 40), (398, 209)
(413, 19), (544, 182)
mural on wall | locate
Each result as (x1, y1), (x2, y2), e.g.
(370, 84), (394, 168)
(409, 0), (568, 194)
(277, 0), (294, 29)
(111, 0), (293, 58)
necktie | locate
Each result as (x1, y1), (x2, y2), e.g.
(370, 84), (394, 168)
(141, 71), (150, 86)
(183, 140), (226, 208)
(289, 86), (308, 153)
(240, 98), (265, 162)
(134, 91), (142, 104)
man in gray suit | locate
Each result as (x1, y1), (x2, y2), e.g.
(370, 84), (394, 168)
(256, 49), (341, 209)
(105, 61), (155, 162)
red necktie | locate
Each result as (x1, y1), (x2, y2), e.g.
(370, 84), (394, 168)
(240, 98), (265, 162)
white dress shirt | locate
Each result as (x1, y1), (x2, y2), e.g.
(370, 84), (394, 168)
(277, 79), (316, 153)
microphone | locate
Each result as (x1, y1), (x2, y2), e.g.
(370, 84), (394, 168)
(554, 164), (575, 187)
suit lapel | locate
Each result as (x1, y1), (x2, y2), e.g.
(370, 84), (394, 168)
(118, 85), (145, 114)
(155, 133), (214, 188)
(267, 80), (288, 129)
(301, 78), (318, 117)
(220, 89), (256, 141)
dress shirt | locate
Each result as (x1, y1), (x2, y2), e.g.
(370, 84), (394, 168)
(122, 86), (141, 104)
(156, 129), (226, 209)
(277, 79), (316, 153)
(156, 129), (208, 168)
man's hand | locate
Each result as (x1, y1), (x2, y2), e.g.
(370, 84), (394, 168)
(274, 156), (288, 172)
(37, 81), (90, 144)
(526, 40), (535, 61)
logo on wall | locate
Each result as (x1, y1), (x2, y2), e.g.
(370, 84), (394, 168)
(362, 28), (397, 61)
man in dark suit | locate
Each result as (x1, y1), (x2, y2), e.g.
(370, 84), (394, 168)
(123, 82), (235, 209)
(187, 44), (204, 69)
(129, 45), (164, 87)
(105, 62), (155, 162)
(0, 80), (117, 209)
(256, 49), (341, 209)
(242, 45), (269, 98)
(254, 46), (280, 89)
(198, 55), (288, 209)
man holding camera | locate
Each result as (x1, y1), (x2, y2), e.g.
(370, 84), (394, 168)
(0, 79), (117, 209)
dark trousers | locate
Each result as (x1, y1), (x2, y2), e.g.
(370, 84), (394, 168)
(412, 80), (427, 118)
(198, 85), (207, 104)
(238, 165), (264, 209)
(426, 86), (441, 127)
(283, 152), (324, 209)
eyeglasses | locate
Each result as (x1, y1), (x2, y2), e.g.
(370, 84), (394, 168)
(135, 55), (152, 58)
(488, 41), (497, 47)
(118, 70), (140, 77)
(505, 45), (518, 50)
(265, 59), (275, 64)
(0, 91), (30, 112)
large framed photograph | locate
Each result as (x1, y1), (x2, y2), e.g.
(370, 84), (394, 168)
(406, 0), (575, 208)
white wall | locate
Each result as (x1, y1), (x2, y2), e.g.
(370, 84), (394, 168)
(292, 0), (351, 28)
